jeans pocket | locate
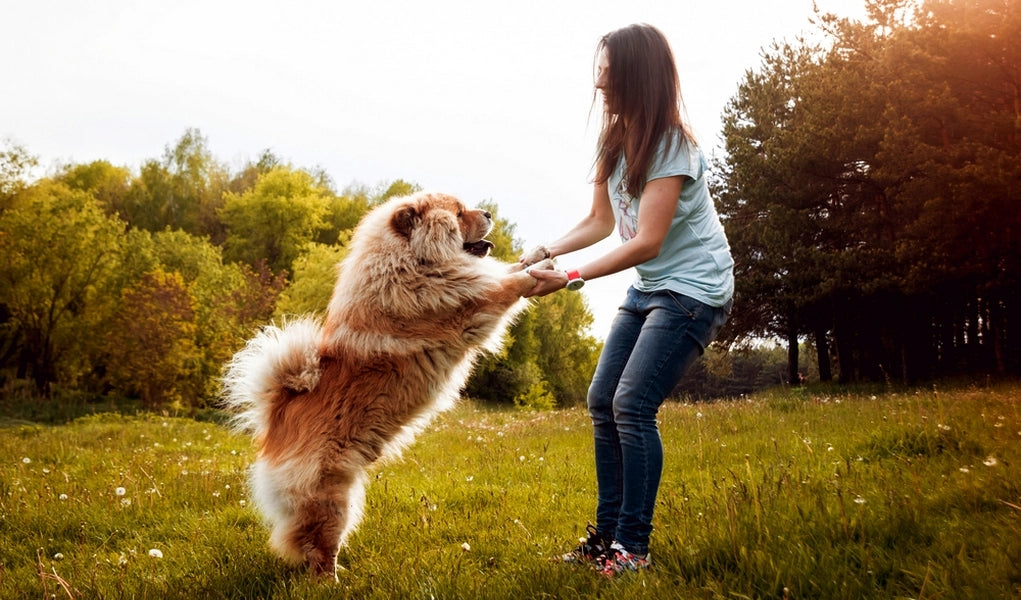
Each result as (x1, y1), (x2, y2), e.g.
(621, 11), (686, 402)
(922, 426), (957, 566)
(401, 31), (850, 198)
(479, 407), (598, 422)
(662, 290), (702, 321)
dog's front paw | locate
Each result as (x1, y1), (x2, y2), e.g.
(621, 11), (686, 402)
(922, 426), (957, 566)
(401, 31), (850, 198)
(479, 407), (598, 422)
(519, 245), (550, 267)
(529, 258), (554, 271)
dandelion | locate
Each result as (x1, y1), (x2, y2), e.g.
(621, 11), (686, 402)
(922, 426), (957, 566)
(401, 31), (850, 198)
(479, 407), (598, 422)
(22, 457), (31, 464)
(465, 476), (474, 482)
(854, 496), (866, 505)
(53, 552), (64, 560)
(115, 487), (126, 496)
(460, 542), (471, 552)
(519, 455), (526, 462)
(959, 467), (970, 473)
(59, 494), (68, 501)
(983, 456), (998, 467)
(148, 548), (163, 559)
(239, 500), (247, 507)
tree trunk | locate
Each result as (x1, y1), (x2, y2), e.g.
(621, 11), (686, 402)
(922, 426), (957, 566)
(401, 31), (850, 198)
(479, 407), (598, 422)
(787, 324), (801, 386)
(814, 324), (832, 382)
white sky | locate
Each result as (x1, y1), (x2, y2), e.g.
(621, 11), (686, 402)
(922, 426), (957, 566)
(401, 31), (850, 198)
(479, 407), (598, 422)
(3, 0), (866, 339)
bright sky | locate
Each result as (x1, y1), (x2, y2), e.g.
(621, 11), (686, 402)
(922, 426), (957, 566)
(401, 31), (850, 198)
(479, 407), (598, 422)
(3, 0), (866, 339)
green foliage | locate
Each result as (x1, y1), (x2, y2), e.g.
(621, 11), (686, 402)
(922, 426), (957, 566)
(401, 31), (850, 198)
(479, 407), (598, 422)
(512, 366), (557, 412)
(2, 384), (1019, 598)
(120, 129), (231, 239)
(1, 129), (605, 409)
(0, 181), (128, 392)
(716, 0), (1021, 382)
(274, 242), (349, 319)
(103, 270), (200, 409)
(220, 166), (333, 274)
(0, 138), (38, 207)
(463, 202), (602, 407)
(57, 160), (132, 216)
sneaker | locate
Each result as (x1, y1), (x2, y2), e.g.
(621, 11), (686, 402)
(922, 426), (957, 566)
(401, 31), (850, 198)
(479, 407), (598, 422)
(560, 524), (611, 565)
(599, 541), (650, 576)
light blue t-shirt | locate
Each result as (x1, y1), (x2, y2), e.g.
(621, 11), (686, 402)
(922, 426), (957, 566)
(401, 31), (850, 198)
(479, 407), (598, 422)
(608, 132), (734, 307)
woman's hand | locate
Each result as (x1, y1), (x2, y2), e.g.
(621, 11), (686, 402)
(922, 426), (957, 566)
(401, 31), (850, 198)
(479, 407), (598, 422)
(524, 267), (567, 297)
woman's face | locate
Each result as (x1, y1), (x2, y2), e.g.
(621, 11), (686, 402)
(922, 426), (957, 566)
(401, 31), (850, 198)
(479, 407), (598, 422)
(595, 49), (610, 99)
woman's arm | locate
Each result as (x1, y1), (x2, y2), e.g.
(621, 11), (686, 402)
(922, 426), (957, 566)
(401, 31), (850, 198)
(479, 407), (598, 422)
(525, 176), (683, 297)
(545, 182), (616, 258)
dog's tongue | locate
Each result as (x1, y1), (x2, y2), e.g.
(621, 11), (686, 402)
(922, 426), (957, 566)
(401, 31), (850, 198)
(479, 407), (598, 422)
(463, 239), (495, 257)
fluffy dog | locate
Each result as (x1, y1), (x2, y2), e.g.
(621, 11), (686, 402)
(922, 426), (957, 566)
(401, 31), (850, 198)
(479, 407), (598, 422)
(222, 191), (548, 579)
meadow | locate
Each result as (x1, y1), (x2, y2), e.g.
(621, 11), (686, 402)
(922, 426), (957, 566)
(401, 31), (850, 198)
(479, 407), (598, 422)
(1, 382), (1019, 599)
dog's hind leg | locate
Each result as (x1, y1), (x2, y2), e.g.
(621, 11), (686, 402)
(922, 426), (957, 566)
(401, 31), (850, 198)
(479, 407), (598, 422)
(292, 468), (367, 580)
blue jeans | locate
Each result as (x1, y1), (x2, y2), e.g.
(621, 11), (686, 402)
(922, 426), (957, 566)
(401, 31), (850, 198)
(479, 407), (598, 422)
(587, 287), (731, 555)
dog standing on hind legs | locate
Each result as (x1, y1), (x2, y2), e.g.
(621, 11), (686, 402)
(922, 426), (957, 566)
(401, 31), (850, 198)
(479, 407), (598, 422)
(222, 191), (550, 579)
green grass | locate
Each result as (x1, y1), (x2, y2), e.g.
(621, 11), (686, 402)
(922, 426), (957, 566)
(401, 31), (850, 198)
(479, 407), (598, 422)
(2, 383), (1019, 599)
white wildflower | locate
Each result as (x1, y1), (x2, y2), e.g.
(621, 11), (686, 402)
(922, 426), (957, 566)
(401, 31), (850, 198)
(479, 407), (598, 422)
(59, 494), (68, 501)
(460, 542), (471, 552)
(115, 487), (126, 496)
(148, 548), (163, 559)
(983, 456), (998, 467)
(22, 457), (31, 464)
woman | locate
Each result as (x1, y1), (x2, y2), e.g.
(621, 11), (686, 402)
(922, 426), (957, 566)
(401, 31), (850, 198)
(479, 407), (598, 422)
(522, 23), (734, 576)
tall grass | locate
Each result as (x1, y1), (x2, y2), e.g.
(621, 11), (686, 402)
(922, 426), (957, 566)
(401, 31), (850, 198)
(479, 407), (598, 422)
(1, 383), (1019, 599)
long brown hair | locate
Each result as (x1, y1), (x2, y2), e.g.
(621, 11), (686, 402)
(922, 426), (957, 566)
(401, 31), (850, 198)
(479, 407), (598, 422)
(593, 24), (690, 199)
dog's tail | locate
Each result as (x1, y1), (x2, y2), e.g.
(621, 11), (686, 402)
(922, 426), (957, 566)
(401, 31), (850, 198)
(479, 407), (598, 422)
(221, 317), (323, 440)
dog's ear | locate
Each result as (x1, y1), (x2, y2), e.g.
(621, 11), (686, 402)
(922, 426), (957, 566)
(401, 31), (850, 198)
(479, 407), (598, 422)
(390, 205), (418, 239)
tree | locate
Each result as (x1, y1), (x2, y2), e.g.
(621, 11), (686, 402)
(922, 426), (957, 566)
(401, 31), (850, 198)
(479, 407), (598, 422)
(220, 166), (332, 274)
(135, 228), (285, 403)
(104, 270), (199, 408)
(463, 201), (602, 406)
(274, 241), (349, 318)
(57, 160), (132, 218)
(0, 138), (37, 210)
(119, 129), (231, 239)
(717, 0), (1021, 383)
(0, 182), (126, 393)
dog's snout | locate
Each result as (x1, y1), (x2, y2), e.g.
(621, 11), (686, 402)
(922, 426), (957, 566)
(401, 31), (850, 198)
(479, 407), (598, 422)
(483, 211), (492, 220)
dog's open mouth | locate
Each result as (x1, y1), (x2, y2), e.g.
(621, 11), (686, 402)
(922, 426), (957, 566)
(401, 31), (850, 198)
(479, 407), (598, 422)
(463, 239), (495, 257)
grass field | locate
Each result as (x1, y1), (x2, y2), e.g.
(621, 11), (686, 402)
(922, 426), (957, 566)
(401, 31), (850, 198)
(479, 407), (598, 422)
(1, 382), (1019, 599)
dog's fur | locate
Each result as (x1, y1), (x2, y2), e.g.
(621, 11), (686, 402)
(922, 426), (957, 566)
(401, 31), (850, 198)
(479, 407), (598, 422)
(222, 191), (546, 579)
